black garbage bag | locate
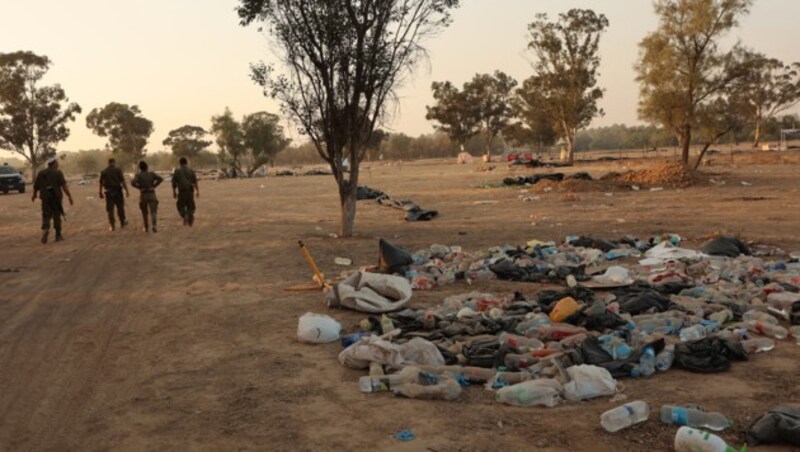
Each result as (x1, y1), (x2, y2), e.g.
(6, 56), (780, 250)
(700, 236), (751, 257)
(538, 287), (596, 312)
(674, 337), (747, 373)
(574, 300), (628, 331)
(791, 301), (800, 325)
(579, 337), (665, 378)
(567, 172), (593, 181)
(614, 287), (677, 315)
(570, 236), (617, 252)
(746, 407), (800, 446)
(378, 239), (414, 274)
(489, 259), (543, 283)
(405, 208), (439, 222)
(462, 338), (507, 368)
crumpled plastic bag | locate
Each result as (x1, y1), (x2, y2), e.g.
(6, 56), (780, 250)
(339, 336), (445, 370)
(746, 406), (800, 446)
(700, 236), (750, 258)
(550, 297), (581, 323)
(378, 239), (414, 273)
(326, 271), (412, 313)
(564, 364), (617, 401)
(297, 312), (341, 344)
(495, 378), (563, 407)
(392, 372), (462, 401)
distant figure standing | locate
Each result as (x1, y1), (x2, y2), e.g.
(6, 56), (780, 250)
(171, 157), (199, 226)
(98, 158), (129, 231)
(32, 157), (73, 243)
(130, 161), (163, 233)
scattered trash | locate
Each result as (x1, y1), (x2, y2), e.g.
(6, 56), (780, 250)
(746, 407), (800, 447)
(495, 378), (563, 407)
(650, 187), (664, 192)
(357, 186), (438, 221)
(392, 429), (416, 442)
(675, 426), (740, 452)
(473, 200), (500, 205)
(297, 313), (342, 344)
(601, 400), (650, 432)
(334, 257), (353, 266)
(661, 405), (732, 431)
(741, 181), (753, 186)
(326, 272), (412, 313)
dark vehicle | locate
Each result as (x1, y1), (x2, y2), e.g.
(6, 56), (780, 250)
(0, 164), (26, 194)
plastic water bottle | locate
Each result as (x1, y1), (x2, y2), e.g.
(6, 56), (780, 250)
(380, 314), (396, 335)
(601, 401), (651, 432)
(742, 310), (779, 325)
(655, 344), (675, 371)
(674, 426), (736, 452)
(359, 366), (420, 393)
(498, 332), (544, 352)
(495, 379), (562, 407)
(599, 334), (633, 360)
(791, 326), (800, 345)
(741, 337), (775, 354)
(708, 309), (733, 325)
(631, 347), (656, 378)
(660, 405), (732, 431)
(680, 324), (707, 342)
(504, 353), (538, 370)
(744, 320), (788, 339)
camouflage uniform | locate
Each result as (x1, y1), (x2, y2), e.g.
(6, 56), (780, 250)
(172, 166), (198, 225)
(33, 168), (67, 235)
(100, 165), (127, 228)
(131, 171), (164, 232)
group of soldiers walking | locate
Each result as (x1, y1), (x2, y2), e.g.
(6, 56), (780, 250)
(32, 156), (199, 243)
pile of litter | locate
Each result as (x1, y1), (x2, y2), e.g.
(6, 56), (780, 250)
(357, 186), (438, 222)
(298, 233), (800, 448)
(506, 163), (706, 192)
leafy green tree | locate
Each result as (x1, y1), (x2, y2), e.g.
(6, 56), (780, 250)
(729, 49), (800, 148)
(239, 0), (460, 237)
(426, 81), (481, 151)
(507, 76), (559, 148)
(86, 102), (154, 160)
(241, 111), (291, 175)
(464, 71), (518, 156)
(525, 9), (608, 163)
(636, 0), (752, 165)
(210, 108), (246, 176)
(0, 51), (81, 179)
(163, 125), (212, 158)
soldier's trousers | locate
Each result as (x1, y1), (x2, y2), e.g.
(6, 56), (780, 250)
(105, 189), (126, 225)
(41, 199), (62, 232)
(176, 190), (195, 225)
(139, 193), (158, 229)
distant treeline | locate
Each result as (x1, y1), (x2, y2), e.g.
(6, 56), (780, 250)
(276, 113), (799, 166)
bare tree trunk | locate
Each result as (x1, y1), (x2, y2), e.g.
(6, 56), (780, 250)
(680, 126), (691, 165)
(338, 160), (359, 238)
(752, 119), (762, 148)
(694, 143), (713, 170)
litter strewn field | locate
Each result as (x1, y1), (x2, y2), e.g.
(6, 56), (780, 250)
(0, 153), (799, 450)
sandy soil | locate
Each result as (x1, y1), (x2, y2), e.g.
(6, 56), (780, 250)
(1, 152), (799, 451)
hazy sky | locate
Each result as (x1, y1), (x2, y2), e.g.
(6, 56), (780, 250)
(2, 0), (800, 157)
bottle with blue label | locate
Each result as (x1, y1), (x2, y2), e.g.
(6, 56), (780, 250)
(630, 346), (656, 378)
(660, 405), (731, 431)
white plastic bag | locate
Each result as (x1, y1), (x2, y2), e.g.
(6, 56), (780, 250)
(564, 364), (617, 401)
(338, 336), (444, 370)
(495, 379), (563, 407)
(297, 312), (341, 344)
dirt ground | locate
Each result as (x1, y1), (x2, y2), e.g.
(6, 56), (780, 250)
(1, 152), (799, 451)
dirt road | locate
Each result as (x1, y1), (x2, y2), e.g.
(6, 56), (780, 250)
(1, 155), (798, 450)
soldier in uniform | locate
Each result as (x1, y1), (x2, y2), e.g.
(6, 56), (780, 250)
(32, 157), (73, 243)
(130, 161), (164, 233)
(171, 157), (199, 226)
(98, 158), (130, 231)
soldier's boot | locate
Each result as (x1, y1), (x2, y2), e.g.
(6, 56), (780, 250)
(142, 212), (149, 232)
(55, 229), (64, 242)
(152, 219), (158, 233)
(109, 222), (116, 232)
(121, 219), (128, 228)
(188, 215), (194, 227)
(41, 229), (49, 244)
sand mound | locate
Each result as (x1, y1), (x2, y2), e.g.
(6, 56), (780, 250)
(614, 162), (701, 188)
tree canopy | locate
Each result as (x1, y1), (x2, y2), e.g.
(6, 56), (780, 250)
(163, 125), (212, 158)
(210, 108), (290, 176)
(238, 0), (459, 237)
(0, 51), (81, 178)
(524, 9), (608, 163)
(426, 81), (481, 149)
(86, 102), (154, 160)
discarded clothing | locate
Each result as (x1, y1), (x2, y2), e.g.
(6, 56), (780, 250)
(700, 236), (751, 258)
(357, 185), (438, 222)
(326, 271), (412, 313)
(614, 287), (678, 315)
(503, 173), (564, 186)
(747, 407), (800, 447)
(339, 336), (445, 370)
(673, 337), (747, 373)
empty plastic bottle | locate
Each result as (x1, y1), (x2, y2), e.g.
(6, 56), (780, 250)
(791, 326), (800, 345)
(498, 332), (544, 352)
(537, 324), (586, 341)
(708, 309), (733, 325)
(495, 378), (563, 407)
(674, 426), (739, 452)
(655, 344), (675, 371)
(359, 366), (421, 393)
(742, 310), (779, 325)
(504, 353), (538, 370)
(599, 334), (633, 360)
(601, 401), (651, 432)
(392, 373), (462, 401)
(630, 346), (656, 378)
(637, 317), (684, 335)
(660, 405), (732, 431)
(680, 324), (707, 342)
(741, 338), (775, 354)
(744, 320), (788, 339)
(380, 314), (396, 335)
